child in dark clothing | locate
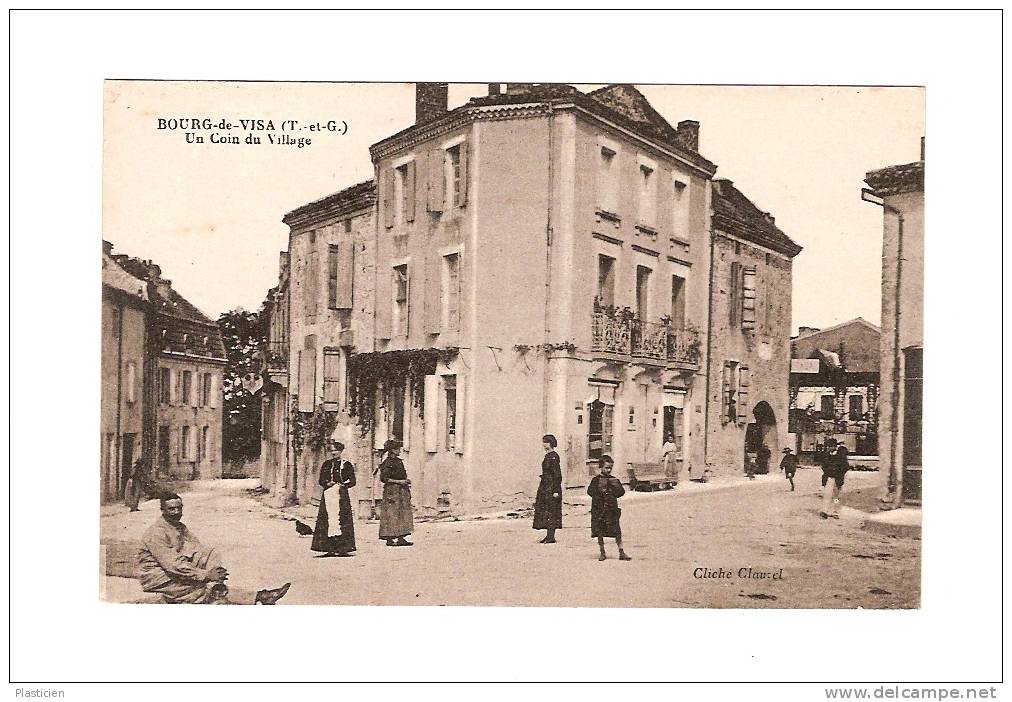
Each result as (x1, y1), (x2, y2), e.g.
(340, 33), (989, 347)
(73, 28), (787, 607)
(587, 455), (632, 562)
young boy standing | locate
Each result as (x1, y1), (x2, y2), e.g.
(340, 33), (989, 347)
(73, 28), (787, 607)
(587, 455), (632, 562)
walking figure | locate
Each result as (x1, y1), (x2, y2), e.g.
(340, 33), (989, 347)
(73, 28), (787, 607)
(587, 455), (631, 562)
(780, 447), (798, 492)
(820, 443), (850, 519)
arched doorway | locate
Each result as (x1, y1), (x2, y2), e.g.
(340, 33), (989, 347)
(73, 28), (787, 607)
(744, 401), (779, 474)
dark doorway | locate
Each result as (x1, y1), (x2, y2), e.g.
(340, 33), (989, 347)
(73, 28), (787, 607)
(901, 347), (923, 504)
(745, 402), (779, 474)
(120, 434), (136, 498)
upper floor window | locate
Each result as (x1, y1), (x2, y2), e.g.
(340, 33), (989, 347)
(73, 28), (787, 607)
(393, 264), (409, 337)
(202, 372), (212, 406)
(444, 144), (469, 209)
(670, 274), (686, 329)
(181, 370), (192, 405)
(395, 162), (416, 224)
(636, 265), (651, 320)
(159, 367), (171, 405)
(597, 255), (616, 309)
(598, 146), (618, 215)
(672, 179), (688, 237)
(443, 253), (460, 331)
(638, 163), (656, 227)
(125, 361), (137, 404)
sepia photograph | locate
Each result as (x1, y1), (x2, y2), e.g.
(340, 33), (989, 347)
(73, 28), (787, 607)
(9, 8), (1003, 692)
(100, 80), (924, 609)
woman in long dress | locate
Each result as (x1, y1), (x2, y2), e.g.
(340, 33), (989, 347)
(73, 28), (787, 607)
(311, 440), (357, 557)
(378, 439), (413, 547)
(533, 433), (563, 544)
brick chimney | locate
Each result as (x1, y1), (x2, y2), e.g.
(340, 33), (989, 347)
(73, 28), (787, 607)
(920, 136), (925, 161)
(798, 326), (821, 336)
(506, 83), (537, 95)
(488, 83), (501, 96)
(674, 119), (700, 151)
(415, 83), (448, 124)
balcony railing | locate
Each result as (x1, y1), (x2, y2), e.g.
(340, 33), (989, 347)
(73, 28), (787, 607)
(666, 327), (702, 367)
(591, 310), (701, 368)
(591, 310), (631, 355)
(631, 320), (668, 360)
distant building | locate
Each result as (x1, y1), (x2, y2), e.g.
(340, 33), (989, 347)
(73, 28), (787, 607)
(789, 318), (881, 456)
(106, 245), (227, 485)
(864, 148), (924, 506)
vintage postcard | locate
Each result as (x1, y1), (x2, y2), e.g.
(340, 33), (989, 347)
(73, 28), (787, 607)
(100, 80), (924, 608)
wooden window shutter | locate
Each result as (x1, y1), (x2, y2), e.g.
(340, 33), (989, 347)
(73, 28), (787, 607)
(405, 160), (416, 223)
(737, 366), (750, 424)
(323, 348), (340, 410)
(383, 169), (395, 229)
(328, 244), (339, 309)
(427, 149), (444, 212)
(424, 250), (441, 334)
(169, 368), (177, 405)
(729, 261), (741, 327)
(447, 253), (460, 331)
(455, 374), (466, 454)
(209, 373), (218, 409)
(375, 267), (393, 339)
(335, 241), (354, 309)
(297, 349), (316, 412)
(456, 142), (469, 207)
(720, 363), (731, 424)
(424, 374), (439, 452)
(741, 266), (757, 330)
(190, 372), (200, 408)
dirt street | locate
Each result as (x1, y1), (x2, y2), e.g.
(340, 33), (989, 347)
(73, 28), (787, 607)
(100, 467), (919, 608)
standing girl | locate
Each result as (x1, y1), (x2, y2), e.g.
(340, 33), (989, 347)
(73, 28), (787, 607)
(533, 434), (563, 544)
(378, 439), (414, 546)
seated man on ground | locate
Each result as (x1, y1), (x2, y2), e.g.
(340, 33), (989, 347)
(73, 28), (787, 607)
(137, 492), (290, 605)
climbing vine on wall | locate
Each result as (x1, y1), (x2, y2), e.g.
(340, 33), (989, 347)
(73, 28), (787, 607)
(290, 398), (339, 457)
(347, 348), (459, 437)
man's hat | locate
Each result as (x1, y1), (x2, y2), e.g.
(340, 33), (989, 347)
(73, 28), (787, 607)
(782, 447), (793, 453)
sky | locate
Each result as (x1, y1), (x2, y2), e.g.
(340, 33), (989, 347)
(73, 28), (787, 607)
(103, 82), (923, 333)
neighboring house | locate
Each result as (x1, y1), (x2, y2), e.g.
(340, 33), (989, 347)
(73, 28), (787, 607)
(257, 254), (290, 504)
(705, 179), (802, 476)
(789, 318), (881, 456)
(101, 244), (150, 502)
(112, 251), (227, 481)
(256, 83), (801, 515)
(864, 147), (924, 506)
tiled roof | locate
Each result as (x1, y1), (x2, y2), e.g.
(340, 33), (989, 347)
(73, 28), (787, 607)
(865, 161), (924, 196)
(283, 179), (376, 226)
(712, 179), (802, 257)
(372, 84), (717, 173)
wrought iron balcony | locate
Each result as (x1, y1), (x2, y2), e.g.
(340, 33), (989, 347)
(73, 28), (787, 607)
(665, 326), (702, 368)
(591, 310), (631, 355)
(631, 320), (668, 360)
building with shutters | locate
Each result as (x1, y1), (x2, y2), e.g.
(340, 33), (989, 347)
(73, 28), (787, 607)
(101, 243), (151, 502)
(258, 180), (377, 506)
(864, 149), (923, 507)
(257, 83), (801, 514)
(704, 178), (802, 477)
(109, 250), (227, 482)
(788, 318), (881, 456)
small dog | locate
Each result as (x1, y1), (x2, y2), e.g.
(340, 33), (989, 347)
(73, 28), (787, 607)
(294, 520), (313, 536)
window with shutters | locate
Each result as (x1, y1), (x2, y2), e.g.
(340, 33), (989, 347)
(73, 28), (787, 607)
(736, 365), (750, 424)
(729, 261), (741, 327)
(202, 373), (212, 406)
(395, 162), (415, 224)
(393, 264), (409, 337)
(821, 395), (835, 418)
(444, 375), (457, 451)
(125, 361), (137, 404)
(636, 266), (651, 320)
(443, 253), (460, 331)
(328, 244), (340, 309)
(182, 370), (192, 405)
(587, 399), (614, 461)
(445, 145), (466, 209)
(159, 367), (170, 405)
(323, 348), (341, 411)
(638, 163), (655, 227)
(849, 395), (864, 421)
(181, 426), (192, 462)
(306, 250), (320, 322)
(742, 266), (757, 330)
